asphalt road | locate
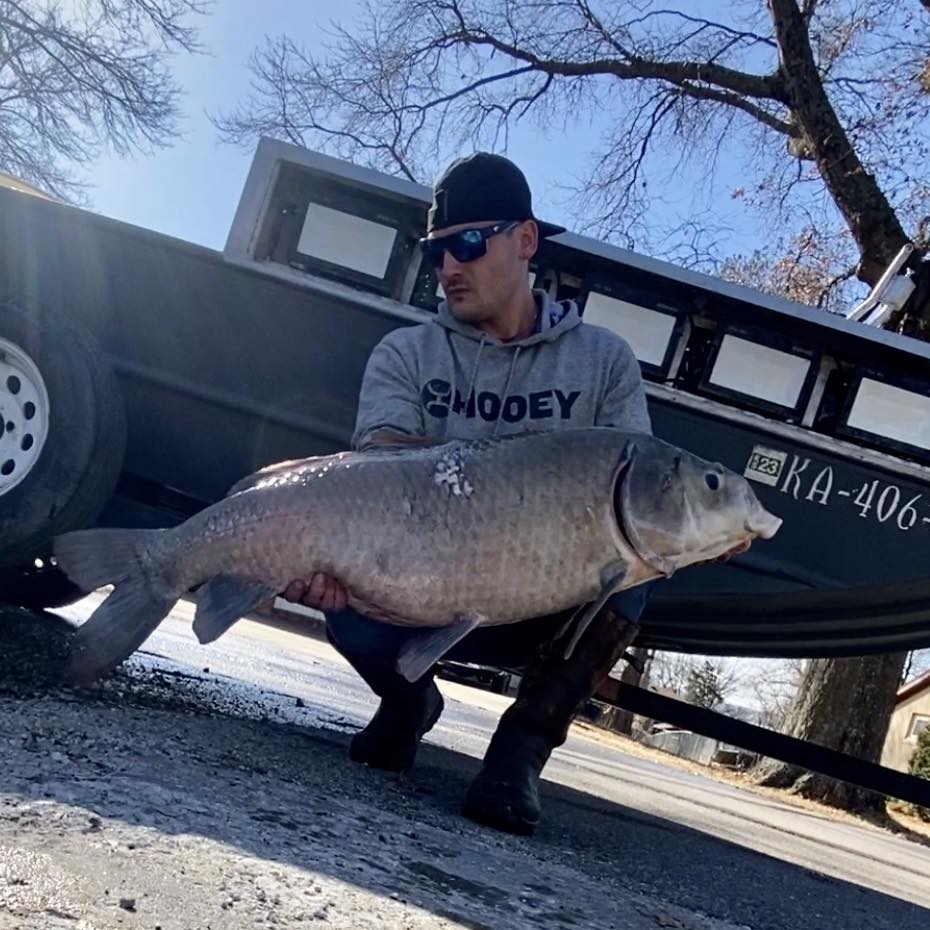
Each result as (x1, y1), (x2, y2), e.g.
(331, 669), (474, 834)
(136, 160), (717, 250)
(1, 593), (929, 930)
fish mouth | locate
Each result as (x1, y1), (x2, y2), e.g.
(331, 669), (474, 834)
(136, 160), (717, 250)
(746, 506), (783, 540)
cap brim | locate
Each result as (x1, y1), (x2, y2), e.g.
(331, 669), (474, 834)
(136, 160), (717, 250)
(535, 219), (566, 239)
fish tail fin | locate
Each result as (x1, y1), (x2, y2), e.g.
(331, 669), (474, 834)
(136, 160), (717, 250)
(53, 527), (163, 592)
(53, 527), (175, 686)
(65, 577), (175, 686)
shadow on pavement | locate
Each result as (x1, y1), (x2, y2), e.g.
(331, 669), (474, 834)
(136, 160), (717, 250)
(1, 606), (928, 930)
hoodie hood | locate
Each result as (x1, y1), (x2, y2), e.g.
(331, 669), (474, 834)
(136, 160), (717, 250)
(351, 286), (652, 450)
(436, 289), (583, 347)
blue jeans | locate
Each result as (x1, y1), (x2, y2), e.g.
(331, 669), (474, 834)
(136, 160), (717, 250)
(324, 583), (653, 699)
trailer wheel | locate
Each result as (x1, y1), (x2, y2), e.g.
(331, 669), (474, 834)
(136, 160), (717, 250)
(0, 298), (126, 605)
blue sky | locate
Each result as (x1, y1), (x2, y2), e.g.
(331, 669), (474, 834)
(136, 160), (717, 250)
(82, 3), (294, 249)
(82, 1), (764, 261)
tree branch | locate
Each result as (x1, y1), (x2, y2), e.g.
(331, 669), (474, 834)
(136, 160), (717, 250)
(442, 18), (782, 101)
(0, 0), (205, 198)
(671, 79), (794, 135)
(620, 7), (777, 52)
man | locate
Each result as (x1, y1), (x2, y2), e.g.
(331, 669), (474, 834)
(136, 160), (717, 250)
(283, 152), (653, 835)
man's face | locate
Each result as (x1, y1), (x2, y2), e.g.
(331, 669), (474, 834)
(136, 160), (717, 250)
(429, 219), (538, 324)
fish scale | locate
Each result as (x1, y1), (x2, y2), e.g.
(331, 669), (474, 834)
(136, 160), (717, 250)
(177, 430), (632, 625)
(54, 427), (782, 685)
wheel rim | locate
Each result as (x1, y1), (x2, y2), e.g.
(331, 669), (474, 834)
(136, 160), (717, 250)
(0, 336), (50, 497)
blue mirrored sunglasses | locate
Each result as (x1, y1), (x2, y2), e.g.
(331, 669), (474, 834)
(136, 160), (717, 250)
(419, 221), (520, 269)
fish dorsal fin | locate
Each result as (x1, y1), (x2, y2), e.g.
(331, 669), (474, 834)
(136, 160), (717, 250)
(396, 613), (484, 683)
(226, 458), (321, 497)
(225, 431), (439, 497)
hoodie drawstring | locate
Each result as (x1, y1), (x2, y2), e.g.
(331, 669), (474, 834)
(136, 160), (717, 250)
(443, 332), (522, 438)
(494, 346), (522, 437)
(467, 334), (487, 411)
(443, 331), (487, 440)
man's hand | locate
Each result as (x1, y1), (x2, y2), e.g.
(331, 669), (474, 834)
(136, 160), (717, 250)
(282, 573), (349, 612)
(362, 428), (439, 450)
(703, 540), (751, 566)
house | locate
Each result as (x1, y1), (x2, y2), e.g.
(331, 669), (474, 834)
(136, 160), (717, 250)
(881, 669), (930, 772)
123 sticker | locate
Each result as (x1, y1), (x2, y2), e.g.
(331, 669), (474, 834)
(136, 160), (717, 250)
(744, 446), (787, 487)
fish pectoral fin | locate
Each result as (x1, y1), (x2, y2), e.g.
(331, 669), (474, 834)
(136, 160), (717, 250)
(562, 564), (628, 661)
(396, 613), (484, 683)
(192, 575), (279, 644)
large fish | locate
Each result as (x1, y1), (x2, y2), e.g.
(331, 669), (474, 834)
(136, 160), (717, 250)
(54, 428), (781, 686)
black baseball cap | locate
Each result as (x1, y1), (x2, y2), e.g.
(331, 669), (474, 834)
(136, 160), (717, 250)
(426, 152), (566, 239)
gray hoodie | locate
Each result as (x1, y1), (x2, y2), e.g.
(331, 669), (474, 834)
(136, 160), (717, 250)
(352, 289), (652, 450)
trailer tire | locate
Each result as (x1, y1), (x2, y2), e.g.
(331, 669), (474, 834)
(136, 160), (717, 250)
(0, 297), (126, 602)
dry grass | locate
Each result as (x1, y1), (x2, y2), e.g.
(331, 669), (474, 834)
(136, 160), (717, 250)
(571, 717), (930, 844)
(886, 803), (930, 840)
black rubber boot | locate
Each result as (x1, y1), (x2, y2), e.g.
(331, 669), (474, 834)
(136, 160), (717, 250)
(463, 608), (641, 835)
(324, 611), (447, 773)
(349, 680), (444, 773)
(462, 725), (550, 834)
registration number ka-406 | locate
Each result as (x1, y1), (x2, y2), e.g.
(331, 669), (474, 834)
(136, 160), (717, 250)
(743, 444), (930, 533)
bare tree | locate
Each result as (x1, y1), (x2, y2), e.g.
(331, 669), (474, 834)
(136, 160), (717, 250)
(903, 649), (930, 684)
(216, 0), (930, 331)
(752, 654), (905, 811)
(217, 0), (930, 812)
(0, 0), (208, 200)
(646, 652), (744, 705)
(646, 651), (697, 697)
(721, 227), (858, 314)
(744, 659), (807, 730)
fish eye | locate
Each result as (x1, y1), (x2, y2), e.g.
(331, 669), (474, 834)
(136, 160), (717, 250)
(705, 473), (720, 491)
